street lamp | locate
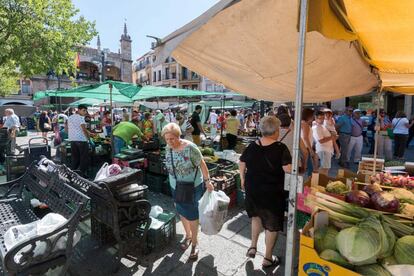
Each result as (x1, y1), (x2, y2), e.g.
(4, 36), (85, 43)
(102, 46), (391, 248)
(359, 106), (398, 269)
(93, 48), (110, 83)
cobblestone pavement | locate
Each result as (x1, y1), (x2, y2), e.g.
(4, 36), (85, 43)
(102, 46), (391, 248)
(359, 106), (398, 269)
(3, 131), (414, 275)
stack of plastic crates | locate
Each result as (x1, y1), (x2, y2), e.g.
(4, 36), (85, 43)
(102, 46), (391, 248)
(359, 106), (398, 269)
(5, 154), (26, 181)
(138, 211), (176, 254)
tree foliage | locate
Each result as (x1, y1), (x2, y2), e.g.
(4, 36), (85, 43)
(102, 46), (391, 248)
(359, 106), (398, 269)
(0, 0), (97, 77)
(0, 62), (19, 97)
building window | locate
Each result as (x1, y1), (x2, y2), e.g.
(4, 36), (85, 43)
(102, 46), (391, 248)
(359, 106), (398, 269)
(182, 85), (189, 89)
(172, 85), (176, 88)
(192, 85), (198, 90)
(158, 70), (161, 81)
(165, 68), (170, 79)
(191, 72), (199, 80)
(171, 72), (176, 79)
(153, 71), (156, 82)
(181, 67), (188, 80)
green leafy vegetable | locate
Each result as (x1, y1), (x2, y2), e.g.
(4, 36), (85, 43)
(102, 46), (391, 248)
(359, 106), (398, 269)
(355, 264), (392, 276)
(314, 226), (338, 253)
(326, 181), (349, 194)
(394, 235), (414, 265)
(319, 249), (353, 269)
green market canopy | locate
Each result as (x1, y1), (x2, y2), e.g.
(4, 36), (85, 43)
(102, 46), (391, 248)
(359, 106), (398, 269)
(33, 80), (233, 102)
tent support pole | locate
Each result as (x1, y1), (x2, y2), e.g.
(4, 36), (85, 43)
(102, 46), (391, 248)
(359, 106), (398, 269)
(109, 83), (114, 159)
(373, 88), (383, 174)
(285, 0), (309, 275)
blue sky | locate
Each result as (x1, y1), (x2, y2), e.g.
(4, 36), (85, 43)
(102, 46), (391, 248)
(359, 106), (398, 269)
(72, 0), (219, 60)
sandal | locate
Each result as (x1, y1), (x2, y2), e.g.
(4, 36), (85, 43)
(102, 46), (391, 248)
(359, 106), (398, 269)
(180, 238), (192, 250)
(262, 257), (280, 269)
(189, 245), (199, 261)
(246, 247), (257, 258)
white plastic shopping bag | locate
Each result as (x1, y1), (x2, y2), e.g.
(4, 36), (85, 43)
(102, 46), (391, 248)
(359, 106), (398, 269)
(4, 213), (81, 264)
(198, 190), (230, 235)
(94, 162), (109, 181)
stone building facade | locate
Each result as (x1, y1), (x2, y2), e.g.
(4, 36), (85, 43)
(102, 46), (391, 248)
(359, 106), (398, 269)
(10, 24), (133, 107)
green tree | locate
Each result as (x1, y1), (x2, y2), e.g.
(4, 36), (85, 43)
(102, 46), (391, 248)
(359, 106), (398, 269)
(0, 0), (96, 78)
(0, 62), (19, 97)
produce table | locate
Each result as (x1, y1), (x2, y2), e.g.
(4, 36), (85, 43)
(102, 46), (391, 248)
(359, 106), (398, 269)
(300, 164), (414, 275)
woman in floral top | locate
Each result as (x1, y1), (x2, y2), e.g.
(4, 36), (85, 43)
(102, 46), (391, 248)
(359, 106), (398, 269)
(140, 112), (154, 139)
(162, 123), (214, 261)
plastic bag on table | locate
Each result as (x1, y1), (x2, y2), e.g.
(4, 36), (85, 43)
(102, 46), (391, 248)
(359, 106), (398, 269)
(198, 190), (230, 235)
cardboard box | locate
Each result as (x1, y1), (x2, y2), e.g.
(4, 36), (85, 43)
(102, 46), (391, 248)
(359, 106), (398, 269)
(299, 211), (360, 276)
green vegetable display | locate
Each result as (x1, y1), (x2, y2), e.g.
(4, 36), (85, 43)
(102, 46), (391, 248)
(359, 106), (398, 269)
(326, 181), (349, 194)
(319, 249), (353, 269)
(394, 235), (414, 265)
(336, 226), (381, 265)
(314, 226), (338, 253)
(355, 264), (392, 276)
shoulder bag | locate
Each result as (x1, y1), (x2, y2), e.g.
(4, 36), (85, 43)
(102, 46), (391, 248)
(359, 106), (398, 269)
(170, 148), (198, 204)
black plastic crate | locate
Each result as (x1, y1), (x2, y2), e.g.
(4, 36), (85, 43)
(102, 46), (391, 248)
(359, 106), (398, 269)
(145, 173), (166, 193)
(6, 154), (26, 181)
(91, 217), (116, 246)
(148, 160), (168, 175)
(206, 162), (219, 177)
(161, 179), (171, 196)
(211, 172), (236, 195)
(216, 159), (236, 171)
(139, 212), (176, 253)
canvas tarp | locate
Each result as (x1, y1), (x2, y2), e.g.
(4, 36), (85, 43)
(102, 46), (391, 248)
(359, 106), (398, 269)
(308, 0), (414, 94)
(154, 0), (377, 103)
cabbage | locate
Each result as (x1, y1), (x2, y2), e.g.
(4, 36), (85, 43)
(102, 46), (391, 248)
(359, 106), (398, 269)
(359, 216), (395, 258)
(314, 226), (338, 253)
(336, 226), (381, 265)
(355, 264), (392, 276)
(394, 235), (414, 265)
(319, 249), (353, 269)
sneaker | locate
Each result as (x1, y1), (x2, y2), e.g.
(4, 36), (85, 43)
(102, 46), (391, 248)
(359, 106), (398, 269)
(335, 152), (341, 159)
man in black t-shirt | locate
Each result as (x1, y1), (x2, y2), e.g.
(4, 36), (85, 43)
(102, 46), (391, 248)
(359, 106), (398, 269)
(191, 105), (206, 145)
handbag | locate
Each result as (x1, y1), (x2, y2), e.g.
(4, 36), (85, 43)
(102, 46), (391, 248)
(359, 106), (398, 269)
(170, 148), (198, 204)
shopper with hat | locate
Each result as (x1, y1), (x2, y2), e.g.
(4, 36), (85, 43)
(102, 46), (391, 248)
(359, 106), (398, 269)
(347, 109), (365, 164)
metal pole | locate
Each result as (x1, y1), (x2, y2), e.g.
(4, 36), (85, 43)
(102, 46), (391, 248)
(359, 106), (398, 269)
(373, 89), (382, 174)
(101, 51), (105, 83)
(285, 0), (309, 275)
(109, 83), (113, 126)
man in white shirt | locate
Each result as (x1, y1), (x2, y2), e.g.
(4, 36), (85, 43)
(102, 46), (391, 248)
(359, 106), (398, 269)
(208, 110), (218, 140)
(4, 108), (20, 154)
(65, 104), (90, 177)
(312, 110), (335, 175)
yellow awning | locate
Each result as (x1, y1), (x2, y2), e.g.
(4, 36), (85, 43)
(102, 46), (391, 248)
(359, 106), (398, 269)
(309, 0), (414, 92)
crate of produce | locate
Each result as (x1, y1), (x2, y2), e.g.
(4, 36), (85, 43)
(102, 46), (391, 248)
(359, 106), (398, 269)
(16, 129), (27, 137)
(299, 211), (360, 276)
(206, 162), (219, 177)
(211, 172), (236, 194)
(145, 172), (166, 193)
(138, 211), (176, 254)
(216, 158), (236, 171)
(121, 148), (145, 159)
(128, 158), (148, 170)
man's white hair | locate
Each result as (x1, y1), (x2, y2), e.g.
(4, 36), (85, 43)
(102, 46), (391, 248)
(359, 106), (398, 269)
(5, 108), (14, 114)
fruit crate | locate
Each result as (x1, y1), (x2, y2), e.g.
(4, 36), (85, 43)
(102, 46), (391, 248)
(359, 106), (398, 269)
(216, 159), (236, 171)
(138, 211), (176, 254)
(145, 172), (166, 193)
(148, 160), (168, 175)
(211, 172), (236, 194)
(358, 157), (384, 175)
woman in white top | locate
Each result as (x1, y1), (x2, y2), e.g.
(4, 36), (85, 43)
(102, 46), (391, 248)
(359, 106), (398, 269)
(392, 111), (414, 159)
(176, 113), (193, 141)
(323, 108), (341, 159)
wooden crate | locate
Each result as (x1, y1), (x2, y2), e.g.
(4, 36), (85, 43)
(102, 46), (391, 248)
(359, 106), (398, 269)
(358, 157), (384, 175)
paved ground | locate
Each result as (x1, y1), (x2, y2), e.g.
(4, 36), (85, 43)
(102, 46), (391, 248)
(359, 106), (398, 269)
(1, 131), (413, 275)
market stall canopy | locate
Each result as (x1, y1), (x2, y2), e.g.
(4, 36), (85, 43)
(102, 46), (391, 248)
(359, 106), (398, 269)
(34, 81), (234, 102)
(68, 98), (132, 107)
(153, 0), (378, 102)
(307, 0), (414, 94)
